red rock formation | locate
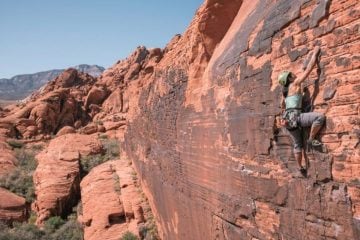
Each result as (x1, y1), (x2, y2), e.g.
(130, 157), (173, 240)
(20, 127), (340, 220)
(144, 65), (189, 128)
(0, 0), (358, 239)
(0, 137), (17, 176)
(33, 133), (103, 225)
(56, 126), (76, 136)
(84, 85), (109, 109)
(0, 69), (96, 138)
(0, 188), (28, 224)
(79, 160), (149, 240)
(110, 0), (360, 239)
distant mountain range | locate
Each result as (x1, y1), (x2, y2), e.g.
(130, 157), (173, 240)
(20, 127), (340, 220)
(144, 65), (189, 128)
(0, 64), (105, 100)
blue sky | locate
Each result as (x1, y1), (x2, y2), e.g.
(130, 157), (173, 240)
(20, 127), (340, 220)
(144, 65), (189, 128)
(0, 0), (203, 78)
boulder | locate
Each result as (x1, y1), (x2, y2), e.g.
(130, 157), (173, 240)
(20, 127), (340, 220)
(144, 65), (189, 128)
(56, 126), (76, 136)
(103, 121), (126, 131)
(0, 188), (27, 224)
(33, 133), (103, 225)
(85, 86), (108, 109)
(102, 89), (123, 114)
(0, 69), (95, 138)
(79, 123), (99, 135)
(79, 160), (145, 240)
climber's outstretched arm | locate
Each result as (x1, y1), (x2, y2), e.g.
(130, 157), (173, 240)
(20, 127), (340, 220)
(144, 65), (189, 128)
(294, 46), (320, 86)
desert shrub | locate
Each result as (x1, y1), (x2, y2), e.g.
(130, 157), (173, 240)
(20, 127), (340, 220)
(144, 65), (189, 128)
(6, 140), (24, 149)
(44, 216), (65, 233)
(0, 221), (44, 240)
(28, 212), (37, 225)
(75, 202), (83, 216)
(0, 169), (35, 202)
(0, 147), (39, 202)
(99, 133), (108, 139)
(102, 138), (120, 158)
(50, 216), (83, 240)
(14, 148), (37, 172)
(0, 216), (83, 240)
(80, 138), (120, 174)
(80, 154), (106, 173)
(121, 231), (138, 240)
(139, 216), (160, 240)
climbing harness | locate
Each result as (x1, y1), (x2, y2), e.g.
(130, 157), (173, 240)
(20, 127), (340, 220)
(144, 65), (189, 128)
(282, 109), (301, 131)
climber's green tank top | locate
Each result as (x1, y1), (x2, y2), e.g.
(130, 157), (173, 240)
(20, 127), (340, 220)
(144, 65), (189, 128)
(285, 94), (302, 110)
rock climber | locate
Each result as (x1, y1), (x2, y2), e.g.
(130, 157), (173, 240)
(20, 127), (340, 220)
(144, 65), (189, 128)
(278, 46), (325, 176)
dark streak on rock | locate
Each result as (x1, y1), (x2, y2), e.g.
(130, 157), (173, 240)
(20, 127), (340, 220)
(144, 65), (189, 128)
(323, 79), (339, 101)
(313, 19), (336, 38)
(288, 48), (309, 62)
(280, 36), (294, 54)
(249, 0), (304, 56)
(335, 57), (351, 67)
(309, 0), (331, 28)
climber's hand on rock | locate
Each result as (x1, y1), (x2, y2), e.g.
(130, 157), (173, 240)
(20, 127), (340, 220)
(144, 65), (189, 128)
(314, 46), (321, 56)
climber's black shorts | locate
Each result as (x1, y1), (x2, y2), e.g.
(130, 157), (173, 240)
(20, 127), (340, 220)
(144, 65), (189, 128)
(287, 112), (325, 153)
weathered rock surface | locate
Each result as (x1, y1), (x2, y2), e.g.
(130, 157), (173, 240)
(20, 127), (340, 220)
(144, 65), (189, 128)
(0, 64), (104, 101)
(85, 85), (109, 109)
(79, 160), (147, 240)
(0, 69), (95, 138)
(0, 0), (358, 239)
(33, 133), (103, 225)
(0, 188), (27, 224)
(113, 0), (360, 239)
(0, 137), (17, 176)
(56, 126), (76, 136)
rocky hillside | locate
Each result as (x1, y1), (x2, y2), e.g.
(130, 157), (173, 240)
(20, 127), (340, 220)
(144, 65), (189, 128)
(0, 68), (159, 239)
(0, 0), (359, 239)
(0, 65), (104, 101)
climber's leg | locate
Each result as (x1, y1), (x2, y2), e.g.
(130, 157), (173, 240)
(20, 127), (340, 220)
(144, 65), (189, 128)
(299, 112), (325, 146)
(287, 128), (305, 171)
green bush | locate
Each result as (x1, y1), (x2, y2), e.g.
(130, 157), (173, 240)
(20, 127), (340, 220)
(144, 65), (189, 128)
(80, 138), (120, 174)
(44, 216), (65, 233)
(99, 134), (108, 139)
(0, 169), (35, 202)
(0, 147), (39, 202)
(80, 154), (107, 173)
(102, 139), (120, 158)
(0, 221), (44, 240)
(139, 216), (160, 240)
(121, 231), (138, 240)
(50, 216), (83, 240)
(0, 215), (83, 240)
(14, 148), (37, 172)
(6, 140), (24, 149)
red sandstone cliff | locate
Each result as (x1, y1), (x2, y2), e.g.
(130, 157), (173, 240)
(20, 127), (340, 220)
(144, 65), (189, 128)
(117, 0), (360, 239)
(0, 0), (359, 239)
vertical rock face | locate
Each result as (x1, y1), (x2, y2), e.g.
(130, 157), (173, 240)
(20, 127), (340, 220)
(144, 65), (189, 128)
(120, 0), (360, 239)
(0, 0), (358, 239)
(33, 133), (103, 225)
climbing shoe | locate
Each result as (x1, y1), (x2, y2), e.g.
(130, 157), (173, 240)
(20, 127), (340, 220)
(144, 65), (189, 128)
(307, 139), (322, 147)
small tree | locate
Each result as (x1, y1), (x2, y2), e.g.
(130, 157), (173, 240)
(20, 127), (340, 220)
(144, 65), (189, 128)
(121, 231), (138, 240)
